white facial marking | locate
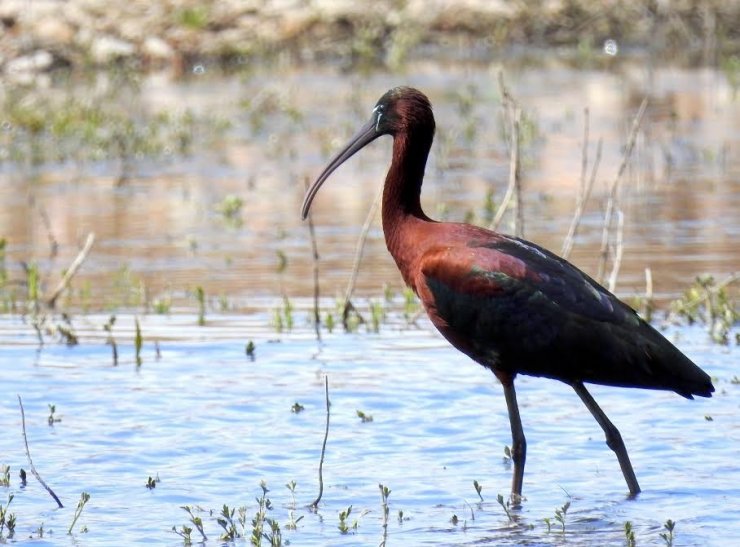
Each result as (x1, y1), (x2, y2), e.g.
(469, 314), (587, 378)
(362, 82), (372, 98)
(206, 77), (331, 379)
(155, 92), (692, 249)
(373, 105), (383, 131)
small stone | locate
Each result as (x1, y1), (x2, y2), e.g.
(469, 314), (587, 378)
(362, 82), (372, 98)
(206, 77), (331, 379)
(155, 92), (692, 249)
(5, 50), (54, 73)
(142, 36), (174, 61)
(33, 18), (75, 46)
(89, 35), (135, 64)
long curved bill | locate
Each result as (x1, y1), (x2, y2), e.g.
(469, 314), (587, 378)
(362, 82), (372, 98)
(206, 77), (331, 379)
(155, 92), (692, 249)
(301, 118), (380, 220)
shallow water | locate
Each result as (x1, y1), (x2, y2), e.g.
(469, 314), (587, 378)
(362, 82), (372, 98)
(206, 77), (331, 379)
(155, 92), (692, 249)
(0, 52), (738, 545)
(0, 312), (737, 545)
(0, 56), (738, 309)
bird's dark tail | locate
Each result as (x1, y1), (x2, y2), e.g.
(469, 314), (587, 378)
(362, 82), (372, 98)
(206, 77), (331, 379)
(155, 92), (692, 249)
(643, 323), (714, 399)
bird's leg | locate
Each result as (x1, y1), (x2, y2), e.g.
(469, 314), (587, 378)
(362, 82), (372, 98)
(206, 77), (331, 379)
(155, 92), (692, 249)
(572, 382), (641, 497)
(501, 378), (526, 503)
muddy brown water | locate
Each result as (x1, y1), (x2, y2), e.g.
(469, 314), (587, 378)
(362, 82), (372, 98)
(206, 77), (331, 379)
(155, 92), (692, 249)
(0, 53), (738, 544)
(1, 57), (737, 310)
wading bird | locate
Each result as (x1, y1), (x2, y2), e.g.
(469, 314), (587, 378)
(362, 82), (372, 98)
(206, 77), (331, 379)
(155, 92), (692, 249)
(301, 87), (714, 499)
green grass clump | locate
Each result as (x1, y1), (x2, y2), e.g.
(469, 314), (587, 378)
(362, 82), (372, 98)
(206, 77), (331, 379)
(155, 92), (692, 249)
(0, 493), (16, 539)
(176, 6), (210, 30)
(670, 274), (738, 344)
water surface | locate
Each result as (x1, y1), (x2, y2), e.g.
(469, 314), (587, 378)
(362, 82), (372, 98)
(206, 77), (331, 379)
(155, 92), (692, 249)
(0, 313), (737, 545)
(0, 53), (737, 545)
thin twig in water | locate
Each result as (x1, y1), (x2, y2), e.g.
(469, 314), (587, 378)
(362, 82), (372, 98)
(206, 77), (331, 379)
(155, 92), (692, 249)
(513, 107), (524, 238)
(17, 395), (63, 508)
(342, 184), (382, 329)
(491, 72), (523, 236)
(597, 98), (648, 282)
(562, 107), (603, 259)
(311, 375), (330, 509)
(645, 267), (653, 301)
(491, 107), (521, 233)
(642, 267), (654, 320)
(607, 209), (625, 292)
(304, 179), (322, 342)
(45, 233), (96, 309)
(579, 108), (590, 199)
(562, 139), (602, 259)
(32, 197), (59, 259)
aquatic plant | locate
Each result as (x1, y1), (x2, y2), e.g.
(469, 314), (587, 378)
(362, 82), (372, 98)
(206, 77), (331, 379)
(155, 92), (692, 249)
(246, 340), (256, 359)
(217, 195), (244, 226)
(553, 500), (570, 533)
(324, 312), (335, 333)
(179, 505), (207, 542)
(195, 286), (206, 326)
(369, 300), (385, 333)
(216, 503), (247, 541)
(68, 492), (90, 534)
(624, 521), (636, 546)
(660, 519), (676, 546)
(473, 480), (484, 501)
(134, 317), (143, 366)
(337, 505), (357, 534)
(670, 274), (738, 344)
(103, 315), (119, 365)
(402, 287), (420, 323)
(171, 523), (193, 544)
(0, 493), (16, 539)
(496, 493), (515, 523)
(251, 482), (282, 546)
(56, 313), (79, 346)
(284, 481), (303, 531)
(47, 404), (61, 426)
(379, 484), (391, 547)
(112, 265), (146, 309)
(152, 295), (172, 314)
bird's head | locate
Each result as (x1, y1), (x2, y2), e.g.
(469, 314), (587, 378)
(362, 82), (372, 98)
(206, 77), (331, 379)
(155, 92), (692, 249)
(300, 87), (433, 220)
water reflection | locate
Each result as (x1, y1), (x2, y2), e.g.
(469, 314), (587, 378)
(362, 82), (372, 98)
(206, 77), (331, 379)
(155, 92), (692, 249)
(0, 57), (737, 310)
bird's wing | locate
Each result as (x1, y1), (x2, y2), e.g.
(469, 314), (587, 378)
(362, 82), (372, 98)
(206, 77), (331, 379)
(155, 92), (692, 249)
(414, 234), (643, 366)
(414, 233), (713, 397)
(418, 234), (637, 326)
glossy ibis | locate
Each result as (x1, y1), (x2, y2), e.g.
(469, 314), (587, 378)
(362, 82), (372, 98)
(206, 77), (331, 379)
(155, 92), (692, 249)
(301, 87), (714, 498)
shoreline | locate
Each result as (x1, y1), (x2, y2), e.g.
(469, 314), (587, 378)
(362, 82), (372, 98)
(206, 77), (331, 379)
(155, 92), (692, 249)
(1, 1), (738, 77)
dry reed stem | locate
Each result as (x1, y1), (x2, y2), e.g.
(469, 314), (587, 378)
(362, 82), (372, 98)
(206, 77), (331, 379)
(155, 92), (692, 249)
(597, 97), (648, 283)
(45, 233), (95, 309)
(491, 107), (521, 234)
(562, 139), (602, 259)
(341, 184), (382, 329)
(304, 179), (322, 342)
(607, 209), (625, 292)
(561, 107), (603, 259)
(491, 73), (522, 236)
(18, 395), (63, 508)
(33, 198), (59, 259)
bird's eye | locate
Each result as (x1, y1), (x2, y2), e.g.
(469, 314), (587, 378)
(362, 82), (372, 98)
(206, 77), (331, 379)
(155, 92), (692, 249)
(373, 105), (384, 131)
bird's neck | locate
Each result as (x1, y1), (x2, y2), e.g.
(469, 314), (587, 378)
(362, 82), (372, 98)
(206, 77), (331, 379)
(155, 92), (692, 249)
(382, 131), (433, 287)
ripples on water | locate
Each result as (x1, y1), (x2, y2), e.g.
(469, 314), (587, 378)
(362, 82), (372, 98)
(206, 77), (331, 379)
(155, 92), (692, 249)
(0, 57), (737, 309)
(0, 312), (737, 545)
(0, 50), (737, 545)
